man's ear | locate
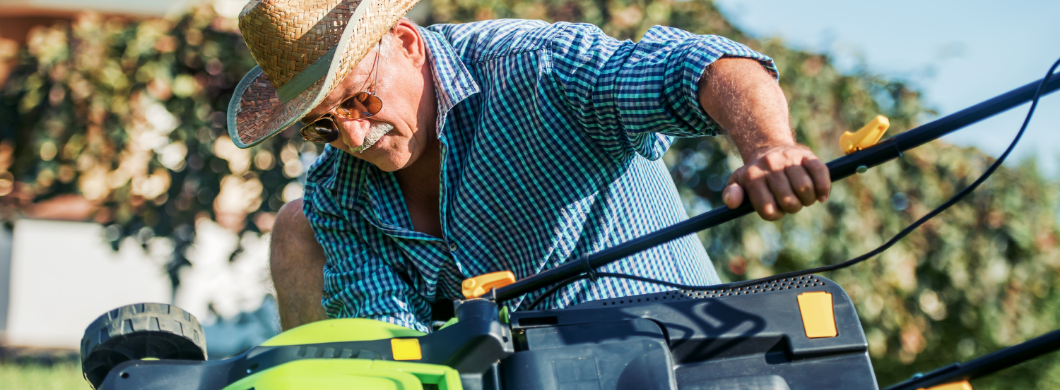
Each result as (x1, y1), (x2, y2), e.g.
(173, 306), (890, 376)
(392, 19), (426, 68)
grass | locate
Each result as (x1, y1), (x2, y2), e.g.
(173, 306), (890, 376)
(0, 361), (87, 390)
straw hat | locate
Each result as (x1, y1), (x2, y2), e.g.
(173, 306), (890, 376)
(227, 0), (419, 148)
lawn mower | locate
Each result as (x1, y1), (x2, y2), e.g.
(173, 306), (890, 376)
(78, 58), (1060, 390)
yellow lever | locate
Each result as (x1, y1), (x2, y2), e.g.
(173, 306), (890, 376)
(840, 115), (890, 155)
(923, 380), (972, 390)
(461, 271), (516, 299)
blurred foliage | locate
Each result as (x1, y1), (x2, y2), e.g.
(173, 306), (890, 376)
(429, 0), (1060, 388)
(0, 4), (316, 291)
(2, 0), (1059, 388)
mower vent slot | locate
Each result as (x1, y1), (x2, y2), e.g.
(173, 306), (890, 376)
(599, 276), (825, 306)
(518, 316), (559, 326)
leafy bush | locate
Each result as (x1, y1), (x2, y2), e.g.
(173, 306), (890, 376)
(1, 5), (314, 290)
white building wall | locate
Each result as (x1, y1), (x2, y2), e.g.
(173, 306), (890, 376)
(4, 220), (171, 349)
(2, 219), (273, 350)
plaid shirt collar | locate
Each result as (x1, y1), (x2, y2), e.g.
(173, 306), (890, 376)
(423, 26), (481, 129)
(320, 26), (480, 203)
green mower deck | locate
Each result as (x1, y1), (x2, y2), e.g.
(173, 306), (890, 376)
(84, 275), (874, 390)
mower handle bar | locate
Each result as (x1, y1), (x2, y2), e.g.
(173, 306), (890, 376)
(494, 73), (1060, 302)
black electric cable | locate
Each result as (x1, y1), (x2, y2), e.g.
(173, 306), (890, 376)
(526, 272), (740, 310)
(523, 56), (1060, 310)
(526, 274), (587, 310)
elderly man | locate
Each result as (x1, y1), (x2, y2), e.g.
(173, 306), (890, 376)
(228, 0), (830, 332)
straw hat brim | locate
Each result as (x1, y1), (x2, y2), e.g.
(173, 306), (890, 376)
(227, 0), (419, 149)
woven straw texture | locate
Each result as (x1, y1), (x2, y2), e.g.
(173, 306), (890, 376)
(230, 0), (419, 147)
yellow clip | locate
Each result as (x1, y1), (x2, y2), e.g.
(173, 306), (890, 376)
(797, 292), (838, 338)
(390, 338), (422, 360)
(840, 115), (891, 155)
(461, 271), (516, 299)
(921, 380), (972, 390)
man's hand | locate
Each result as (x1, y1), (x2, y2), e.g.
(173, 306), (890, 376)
(698, 57), (831, 220)
(721, 145), (829, 220)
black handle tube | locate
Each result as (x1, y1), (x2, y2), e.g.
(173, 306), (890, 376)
(884, 329), (1060, 390)
(495, 74), (1060, 302)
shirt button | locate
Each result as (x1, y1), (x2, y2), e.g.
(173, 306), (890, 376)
(448, 242), (458, 252)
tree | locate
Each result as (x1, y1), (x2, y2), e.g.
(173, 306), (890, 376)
(0, 5), (312, 294)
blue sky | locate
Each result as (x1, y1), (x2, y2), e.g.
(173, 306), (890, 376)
(713, 0), (1060, 177)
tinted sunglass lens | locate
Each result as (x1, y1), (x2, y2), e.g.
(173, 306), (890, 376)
(300, 130), (324, 143)
(338, 92), (382, 117)
(317, 127), (339, 143)
(301, 119), (339, 143)
(358, 92), (383, 115)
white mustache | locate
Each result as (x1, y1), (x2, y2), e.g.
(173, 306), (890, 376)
(350, 122), (394, 153)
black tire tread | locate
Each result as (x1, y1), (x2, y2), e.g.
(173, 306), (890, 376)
(80, 303), (207, 389)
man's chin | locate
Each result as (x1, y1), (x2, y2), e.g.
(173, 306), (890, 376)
(374, 162), (403, 172)
(362, 152), (410, 172)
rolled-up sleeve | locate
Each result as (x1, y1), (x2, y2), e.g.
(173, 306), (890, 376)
(302, 152), (431, 333)
(548, 23), (777, 160)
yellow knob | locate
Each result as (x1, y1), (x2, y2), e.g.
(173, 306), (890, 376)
(840, 115), (891, 155)
(461, 271), (516, 299)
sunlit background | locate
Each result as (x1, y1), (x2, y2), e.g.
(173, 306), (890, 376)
(0, 0), (1058, 388)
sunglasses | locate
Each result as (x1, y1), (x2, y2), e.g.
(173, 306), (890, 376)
(299, 46), (384, 143)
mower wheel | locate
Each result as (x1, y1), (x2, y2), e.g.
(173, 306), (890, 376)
(80, 303), (207, 389)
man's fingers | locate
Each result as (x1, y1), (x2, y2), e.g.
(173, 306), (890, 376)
(745, 177), (783, 220)
(785, 165), (817, 206)
(723, 183), (744, 209)
(803, 158), (831, 202)
(729, 147), (829, 221)
(765, 171), (803, 214)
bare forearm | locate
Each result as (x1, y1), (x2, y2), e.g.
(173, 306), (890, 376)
(271, 199), (328, 331)
(697, 57), (793, 159)
(695, 57), (830, 220)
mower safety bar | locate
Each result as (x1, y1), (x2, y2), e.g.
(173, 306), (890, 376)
(885, 328), (1060, 390)
(495, 74), (1060, 302)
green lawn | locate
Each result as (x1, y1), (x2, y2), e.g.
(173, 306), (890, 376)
(1, 362), (87, 390)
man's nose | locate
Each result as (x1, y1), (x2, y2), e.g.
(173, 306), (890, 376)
(334, 116), (371, 149)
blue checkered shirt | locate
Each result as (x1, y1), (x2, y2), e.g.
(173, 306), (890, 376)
(303, 19), (777, 332)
